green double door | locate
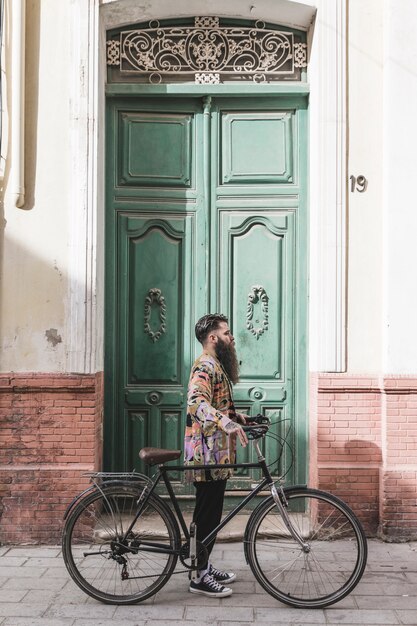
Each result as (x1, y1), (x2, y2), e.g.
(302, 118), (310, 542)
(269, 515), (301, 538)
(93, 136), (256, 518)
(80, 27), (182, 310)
(105, 94), (308, 494)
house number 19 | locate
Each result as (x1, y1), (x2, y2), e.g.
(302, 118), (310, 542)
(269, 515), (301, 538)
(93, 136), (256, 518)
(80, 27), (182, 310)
(350, 175), (368, 193)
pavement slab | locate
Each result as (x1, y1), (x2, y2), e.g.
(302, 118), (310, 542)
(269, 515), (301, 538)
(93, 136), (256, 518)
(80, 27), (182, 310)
(142, 622), (199, 626)
(255, 607), (327, 622)
(114, 605), (185, 620)
(0, 604), (50, 618)
(5, 548), (61, 558)
(0, 591), (28, 604)
(396, 610), (417, 625)
(185, 605), (254, 622)
(1, 577), (68, 591)
(0, 559), (27, 568)
(0, 567), (48, 579)
(3, 620), (73, 626)
(73, 621), (145, 626)
(356, 595), (417, 610)
(322, 609), (401, 624)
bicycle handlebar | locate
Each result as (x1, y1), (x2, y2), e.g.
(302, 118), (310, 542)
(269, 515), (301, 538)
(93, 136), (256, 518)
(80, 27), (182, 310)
(242, 414), (271, 440)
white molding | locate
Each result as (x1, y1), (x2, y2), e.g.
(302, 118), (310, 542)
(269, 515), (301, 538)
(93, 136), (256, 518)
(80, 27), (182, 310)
(308, 0), (347, 372)
(100, 0), (317, 31)
(66, 0), (100, 374)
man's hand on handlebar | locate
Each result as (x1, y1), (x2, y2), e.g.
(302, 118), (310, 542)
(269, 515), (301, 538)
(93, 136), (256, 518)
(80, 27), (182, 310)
(223, 420), (249, 447)
(236, 413), (249, 425)
(242, 415), (271, 440)
(221, 414), (270, 446)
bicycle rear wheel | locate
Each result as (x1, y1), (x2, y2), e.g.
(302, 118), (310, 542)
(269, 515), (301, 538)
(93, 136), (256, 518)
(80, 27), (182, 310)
(62, 484), (180, 604)
(245, 487), (367, 608)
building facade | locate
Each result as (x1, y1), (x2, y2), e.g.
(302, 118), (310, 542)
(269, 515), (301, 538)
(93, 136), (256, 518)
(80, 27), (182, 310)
(1, 0), (417, 543)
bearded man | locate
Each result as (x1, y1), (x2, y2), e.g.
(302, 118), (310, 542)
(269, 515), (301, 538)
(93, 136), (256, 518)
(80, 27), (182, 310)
(184, 313), (249, 598)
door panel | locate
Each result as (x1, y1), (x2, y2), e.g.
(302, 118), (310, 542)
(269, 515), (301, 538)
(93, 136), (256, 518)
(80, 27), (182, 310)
(220, 111), (294, 184)
(124, 217), (186, 384)
(220, 212), (292, 382)
(105, 94), (307, 496)
(119, 112), (193, 187)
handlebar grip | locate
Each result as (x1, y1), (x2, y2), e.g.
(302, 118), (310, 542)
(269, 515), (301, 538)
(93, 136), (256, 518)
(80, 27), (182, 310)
(249, 414), (271, 425)
(242, 422), (269, 440)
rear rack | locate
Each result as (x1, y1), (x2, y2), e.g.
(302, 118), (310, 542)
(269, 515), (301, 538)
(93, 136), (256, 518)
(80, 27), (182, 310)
(83, 471), (152, 484)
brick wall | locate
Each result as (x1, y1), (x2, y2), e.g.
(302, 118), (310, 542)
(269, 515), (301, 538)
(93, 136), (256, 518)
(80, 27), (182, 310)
(1, 371), (416, 543)
(0, 373), (103, 544)
(312, 374), (417, 540)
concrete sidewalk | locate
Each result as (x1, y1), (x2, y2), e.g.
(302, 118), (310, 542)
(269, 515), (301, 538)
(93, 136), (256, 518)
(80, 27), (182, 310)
(0, 539), (416, 626)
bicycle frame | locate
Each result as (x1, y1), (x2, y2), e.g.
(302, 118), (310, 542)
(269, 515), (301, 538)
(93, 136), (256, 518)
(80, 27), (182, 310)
(62, 432), (367, 608)
(120, 440), (308, 554)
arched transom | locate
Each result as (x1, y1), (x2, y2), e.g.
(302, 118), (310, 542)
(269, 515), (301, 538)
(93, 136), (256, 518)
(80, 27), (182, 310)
(107, 16), (307, 84)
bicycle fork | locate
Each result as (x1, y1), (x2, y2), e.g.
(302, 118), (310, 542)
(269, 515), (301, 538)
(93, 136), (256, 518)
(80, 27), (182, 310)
(253, 440), (310, 553)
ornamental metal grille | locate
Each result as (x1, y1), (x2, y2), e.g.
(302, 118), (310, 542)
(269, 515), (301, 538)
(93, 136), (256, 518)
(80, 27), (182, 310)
(106, 17), (307, 84)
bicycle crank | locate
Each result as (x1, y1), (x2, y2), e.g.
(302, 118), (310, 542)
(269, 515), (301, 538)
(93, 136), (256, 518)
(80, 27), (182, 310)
(179, 541), (208, 571)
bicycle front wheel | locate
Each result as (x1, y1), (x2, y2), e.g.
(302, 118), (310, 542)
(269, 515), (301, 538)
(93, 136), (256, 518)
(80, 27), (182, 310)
(245, 487), (367, 608)
(62, 484), (180, 604)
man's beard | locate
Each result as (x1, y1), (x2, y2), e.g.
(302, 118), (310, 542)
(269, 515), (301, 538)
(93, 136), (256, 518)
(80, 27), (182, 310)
(215, 338), (240, 384)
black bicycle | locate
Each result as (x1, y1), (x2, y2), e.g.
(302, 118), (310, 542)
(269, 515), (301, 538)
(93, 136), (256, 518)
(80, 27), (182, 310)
(62, 416), (367, 608)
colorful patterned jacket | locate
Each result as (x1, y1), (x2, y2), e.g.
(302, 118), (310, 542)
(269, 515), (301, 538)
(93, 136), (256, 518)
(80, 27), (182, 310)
(184, 351), (244, 482)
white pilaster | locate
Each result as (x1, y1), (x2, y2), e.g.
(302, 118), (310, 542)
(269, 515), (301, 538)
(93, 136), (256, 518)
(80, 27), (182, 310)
(308, 0), (347, 372)
(66, 0), (100, 373)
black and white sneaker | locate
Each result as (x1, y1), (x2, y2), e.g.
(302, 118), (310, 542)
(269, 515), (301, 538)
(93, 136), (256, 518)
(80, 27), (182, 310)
(210, 564), (237, 584)
(189, 573), (233, 597)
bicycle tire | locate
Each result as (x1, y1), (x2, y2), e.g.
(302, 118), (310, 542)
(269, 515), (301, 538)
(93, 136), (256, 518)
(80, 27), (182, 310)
(245, 487), (367, 608)
(62, 484), (180, 604)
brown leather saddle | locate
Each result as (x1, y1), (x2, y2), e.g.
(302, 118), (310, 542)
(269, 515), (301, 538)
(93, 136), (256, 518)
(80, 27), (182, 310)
(139, 447), (182, 466)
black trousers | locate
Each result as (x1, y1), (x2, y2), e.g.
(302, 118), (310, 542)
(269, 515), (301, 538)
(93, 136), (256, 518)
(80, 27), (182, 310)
(193, 479), (227, 569)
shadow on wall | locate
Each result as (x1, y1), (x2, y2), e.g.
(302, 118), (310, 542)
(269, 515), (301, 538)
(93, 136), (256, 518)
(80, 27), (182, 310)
(344, 438), (382, 464)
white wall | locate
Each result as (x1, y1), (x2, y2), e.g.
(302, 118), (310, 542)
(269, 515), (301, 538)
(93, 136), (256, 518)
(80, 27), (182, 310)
(344, 0), (417, 376)
(347, 0), (384, 373)
(383, 0), (417, 374)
